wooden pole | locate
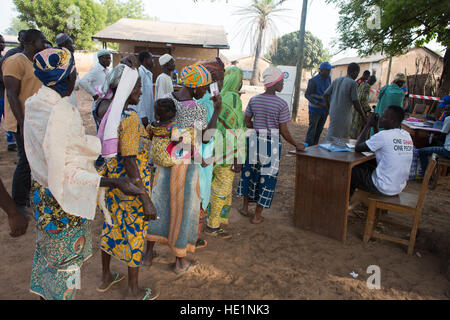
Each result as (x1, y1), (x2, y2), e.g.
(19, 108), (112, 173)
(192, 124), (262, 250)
(291, 0), (308, 122)
(386, 56), (393, 85)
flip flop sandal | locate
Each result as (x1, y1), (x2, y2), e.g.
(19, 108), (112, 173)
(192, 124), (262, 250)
(204, 228), (232, 239)
(195, 239), (208, 249)
(96, 272), (125, 293)
(142, 288), (160, 301)
(174, 260), (199, 275)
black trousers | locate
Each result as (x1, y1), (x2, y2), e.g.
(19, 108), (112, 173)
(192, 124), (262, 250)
(12, 125), (31, 207)
(350, 159), (383, 197)
(305, 111), (328, 146)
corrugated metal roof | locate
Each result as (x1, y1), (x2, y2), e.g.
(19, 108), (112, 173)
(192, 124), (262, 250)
(331, 52), (388, 66)
(93, 18), (230, 49)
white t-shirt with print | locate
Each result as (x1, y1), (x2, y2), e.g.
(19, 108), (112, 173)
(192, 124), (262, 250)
(366, 129), (413, 196)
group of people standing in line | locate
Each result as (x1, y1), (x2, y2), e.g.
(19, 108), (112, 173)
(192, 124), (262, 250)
(0, 29), (305, 300)
(0, 29), (448, 301)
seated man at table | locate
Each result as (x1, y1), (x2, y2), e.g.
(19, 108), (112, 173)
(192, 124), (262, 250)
(351, 105), (413, 197)
(418, 103), (450, 176)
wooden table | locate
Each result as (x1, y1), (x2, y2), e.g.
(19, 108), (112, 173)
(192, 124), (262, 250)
(290, 145), (375, 242)
(401, 121), (445, 148)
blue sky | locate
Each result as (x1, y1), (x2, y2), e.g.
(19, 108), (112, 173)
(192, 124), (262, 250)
(1, 0), (444, 62)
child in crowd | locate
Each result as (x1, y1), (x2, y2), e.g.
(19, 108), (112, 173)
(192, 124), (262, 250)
(149, 98), (212, 167)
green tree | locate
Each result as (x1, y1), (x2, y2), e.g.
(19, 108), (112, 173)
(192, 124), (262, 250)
(3, 17), (32, 36)
(13, 0), (106, 50)
(12, 0), (152, 50)
(234, 0), (289, 85)
(267, 31), (331, 71)
(327, 0), (450, 98)
(99, 0), (149, 26)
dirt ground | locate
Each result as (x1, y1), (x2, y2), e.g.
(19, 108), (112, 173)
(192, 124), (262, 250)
(0, 88), (449, 300)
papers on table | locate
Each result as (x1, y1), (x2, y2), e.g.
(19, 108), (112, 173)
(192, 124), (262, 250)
(402, 120), (444, 132)
(346, 143), (355, 149)
(362, 152), (374, 157)
(319, 143), (354, 152)
(404, 121), (434, 128)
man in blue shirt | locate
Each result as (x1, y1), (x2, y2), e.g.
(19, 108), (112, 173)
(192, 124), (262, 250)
(418, 103), (450, 175)
(304, 62), (333, 146)
(437, 95), (450, 121)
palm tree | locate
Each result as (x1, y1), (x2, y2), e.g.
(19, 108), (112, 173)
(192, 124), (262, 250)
(234, 0), (289, 85)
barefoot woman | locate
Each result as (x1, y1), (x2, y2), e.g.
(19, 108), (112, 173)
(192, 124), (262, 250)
(144, 65), (222, 274)
(238, 67), (305, 224)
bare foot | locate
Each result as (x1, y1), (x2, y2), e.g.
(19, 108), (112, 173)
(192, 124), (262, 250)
(142, 250), (155, 267)
(239, 208), (251, 217)
(124, 287), (160, 300)
(174, 259), (199, 275)
(250, 216), (265, 224)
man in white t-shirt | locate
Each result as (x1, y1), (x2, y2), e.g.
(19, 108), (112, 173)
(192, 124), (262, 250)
(155, 54), (175, 101)
(352, 105), (413, 197)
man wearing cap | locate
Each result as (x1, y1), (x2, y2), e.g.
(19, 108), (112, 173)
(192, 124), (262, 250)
(80, 49), (111, 127)
(155, 54), (175, 101)
(55, 33), (75, 53)
(374, 73), (406, 129)
(56, 33), (79, 108)
(304, 62), (333, 146)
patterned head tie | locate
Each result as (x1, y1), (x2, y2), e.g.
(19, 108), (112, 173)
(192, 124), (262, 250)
(33, 47), (75, 96)
(180, 64), (212, 88)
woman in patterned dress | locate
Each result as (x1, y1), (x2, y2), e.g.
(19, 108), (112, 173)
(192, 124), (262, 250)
(143, 64), (223, 274)
(97, 66), (159, 300)
(24, 48), (143, 300)
(205, 66), (246, 238)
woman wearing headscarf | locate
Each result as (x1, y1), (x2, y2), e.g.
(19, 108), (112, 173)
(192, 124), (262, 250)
(238, 66), (305, 224)
(92, 64), (127, 169)
(143, 64), (222, 274)
(96, 65), (159, 300)
(205, 66), (246, 238)
(93, 55), (141, 128)
(24, 48), (144, 300)
(194, 58), (225, 248)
